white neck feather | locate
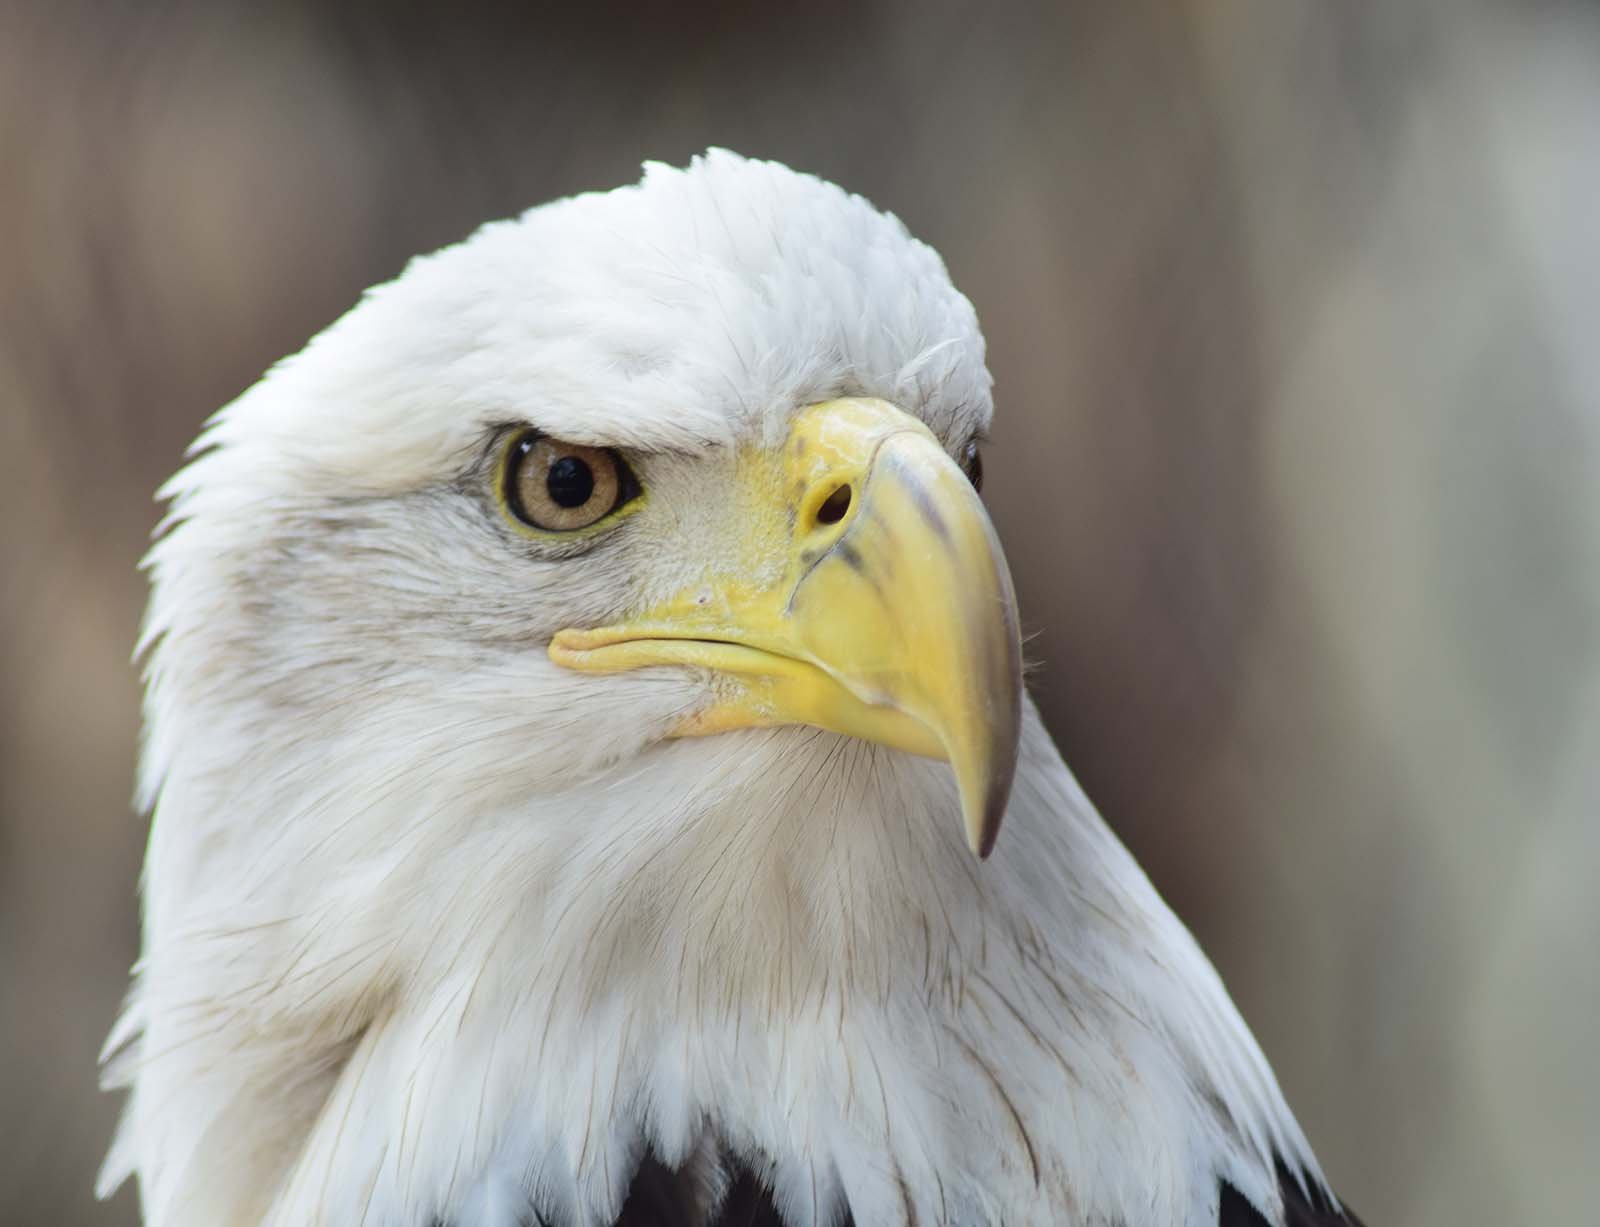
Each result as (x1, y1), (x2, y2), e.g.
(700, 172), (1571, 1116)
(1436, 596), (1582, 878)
(106, 697), (1322, 1226)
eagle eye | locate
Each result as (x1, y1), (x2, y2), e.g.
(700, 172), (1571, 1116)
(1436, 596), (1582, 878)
(502, 431), (640, 533)
(960, 438), (984, 492)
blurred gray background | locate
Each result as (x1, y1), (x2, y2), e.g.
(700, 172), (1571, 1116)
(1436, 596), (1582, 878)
(5, 1), (1598, 1223)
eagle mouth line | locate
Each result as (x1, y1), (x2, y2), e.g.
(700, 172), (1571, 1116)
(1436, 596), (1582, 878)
(549, 629), (812, 677)
(548, 627), (946, 760)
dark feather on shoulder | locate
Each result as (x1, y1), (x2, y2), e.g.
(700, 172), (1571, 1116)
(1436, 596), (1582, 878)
(442, 1151), (1358, 1226)
(613, 1151), (856, 1227)
(612, 1153), (706, 1227)
(1220, 1159), (1366, 1227)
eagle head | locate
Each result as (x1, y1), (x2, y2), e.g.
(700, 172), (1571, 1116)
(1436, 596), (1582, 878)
(104, 151), (1348, 1227)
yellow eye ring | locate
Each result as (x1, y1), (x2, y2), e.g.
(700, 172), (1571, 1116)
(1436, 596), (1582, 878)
(497, 430), (643, 536)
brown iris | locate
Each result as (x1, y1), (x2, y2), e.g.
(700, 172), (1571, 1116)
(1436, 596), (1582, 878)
(960, 438), (983, 492)
(504, 432), (636, 532)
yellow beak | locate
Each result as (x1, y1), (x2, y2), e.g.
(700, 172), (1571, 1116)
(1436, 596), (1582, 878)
(549, 398), (1023, 857)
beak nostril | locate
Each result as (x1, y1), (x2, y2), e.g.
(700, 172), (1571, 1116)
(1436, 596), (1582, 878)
(815, 484), (853, 526)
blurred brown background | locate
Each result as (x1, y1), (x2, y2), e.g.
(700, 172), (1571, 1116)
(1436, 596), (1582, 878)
(5, 1), (1598, 1223)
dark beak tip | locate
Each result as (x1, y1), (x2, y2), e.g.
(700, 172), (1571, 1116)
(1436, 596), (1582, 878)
(974, 651), (1024, 864)
(975, 771), (1015, 860)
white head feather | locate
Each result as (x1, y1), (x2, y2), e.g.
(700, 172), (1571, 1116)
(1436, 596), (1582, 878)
(103, 150), (1329, 1227)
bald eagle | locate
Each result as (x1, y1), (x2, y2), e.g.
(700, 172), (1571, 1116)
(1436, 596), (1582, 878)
(100, 151), (1362, 1227)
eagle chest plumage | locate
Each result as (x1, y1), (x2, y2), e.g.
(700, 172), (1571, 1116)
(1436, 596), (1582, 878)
(100, 151), (1363, 1227)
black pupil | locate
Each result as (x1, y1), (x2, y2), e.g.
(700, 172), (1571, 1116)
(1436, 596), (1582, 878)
(546, 455), (595, 508)
(964, 444), (983, 492)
